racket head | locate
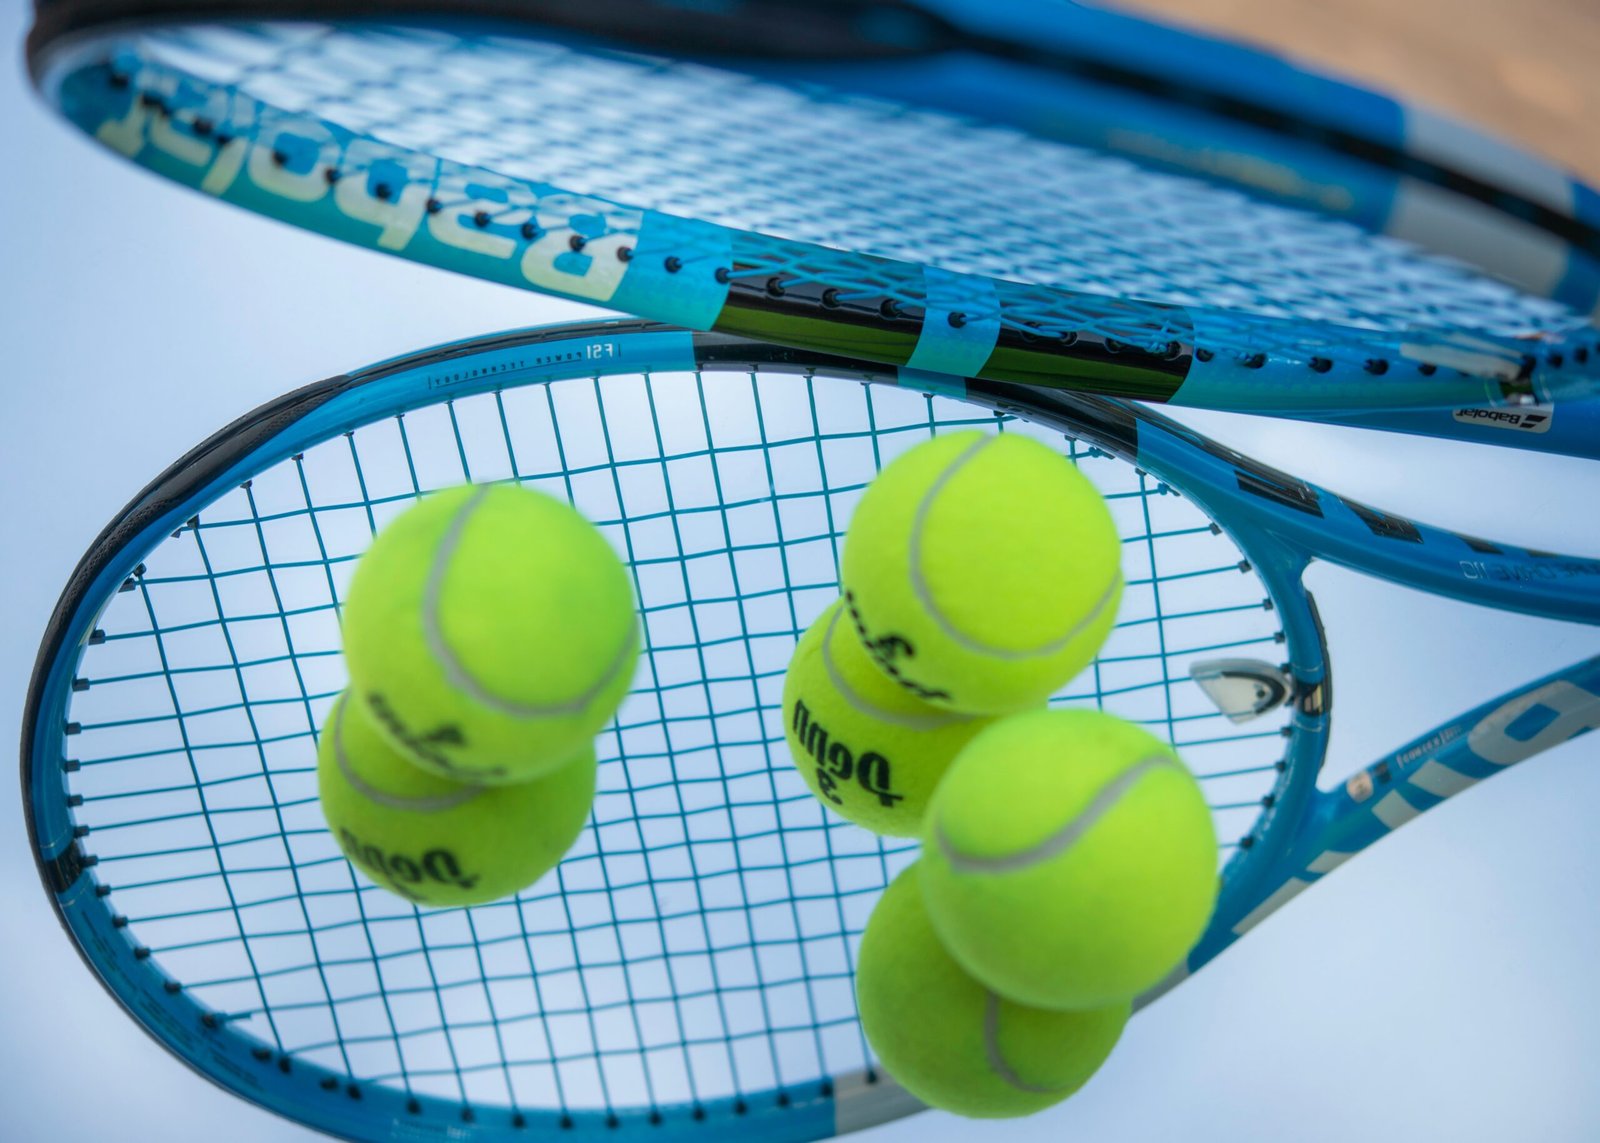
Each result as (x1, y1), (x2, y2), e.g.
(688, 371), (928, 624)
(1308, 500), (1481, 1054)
(26, 321), (1314, 1140)
(25, 0), (1600, 421)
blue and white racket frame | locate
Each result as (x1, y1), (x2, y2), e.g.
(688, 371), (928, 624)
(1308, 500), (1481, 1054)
(25, 0), (1600, 449)
(23, 320), (1600, 1142)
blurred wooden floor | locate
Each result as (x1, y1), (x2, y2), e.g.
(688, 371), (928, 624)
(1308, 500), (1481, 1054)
(1118, 0), (1600, 182)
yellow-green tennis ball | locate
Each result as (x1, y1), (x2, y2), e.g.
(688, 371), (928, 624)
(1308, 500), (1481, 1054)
(342, 483), (638, 785)
(317, 693), (595, 907)
(841, 431), (1121, 715)
(856, 863), (1129, 1118)
(783, 599), (996, 836)
(920, 708), (1217, 1010)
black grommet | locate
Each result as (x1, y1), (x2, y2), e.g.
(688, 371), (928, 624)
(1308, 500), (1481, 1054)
(1418, 361), (1438, 376)
(426, 199), (441, 214)
(948, 311), (967, 328)
(617, 246), (633, 262)
(521, 222), (539, 240)
(474, 211), (491, 228)
(568, 234), (586, 251)
(1242, 353), (1266, 369)
(714, 267), (730, 283)
(664, 256), (683, 273)
(1309, 357), (1333, 373)
(374, 183), (392, 201)
(766, 277), (786, 298)
(1363, 358), (1389, 375)
(821, 288), (841, 308)
(879, 299), (901, 319)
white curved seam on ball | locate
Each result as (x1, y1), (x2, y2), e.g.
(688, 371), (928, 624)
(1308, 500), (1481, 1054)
(421, 484), (640, 718)
(907, 436), (1121, 660)
(982, 992), (1061, 1095)
(820, 606), (972, 731)
(934, 754), (1176, 874)
(333, 701), (482, 813)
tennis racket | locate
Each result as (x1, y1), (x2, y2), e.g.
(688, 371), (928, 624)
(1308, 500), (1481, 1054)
(24, 0), (1600, 451)
(24, 320), (1600, 1142)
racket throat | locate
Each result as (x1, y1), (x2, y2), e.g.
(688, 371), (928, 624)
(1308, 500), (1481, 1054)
(1190, 658), (1297, 723)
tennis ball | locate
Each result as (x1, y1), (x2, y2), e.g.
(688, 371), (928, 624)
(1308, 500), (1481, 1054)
(783, 600), (996, 836)
(342, 483), (638, 785)
(856, 863), (1129, 1118)
(317, 692), (595, 907)
(920, 708), (1217, 1010)
(841, 431), (1121, 715)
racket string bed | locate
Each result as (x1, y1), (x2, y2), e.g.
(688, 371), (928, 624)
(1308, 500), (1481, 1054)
(43, 20), (1600, 395)
(53, 359), (1289, 1129)
(119, 25), (1556, 332)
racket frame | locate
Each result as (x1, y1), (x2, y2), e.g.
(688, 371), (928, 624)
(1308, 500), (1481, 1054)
(23, 320), (1600, 1140)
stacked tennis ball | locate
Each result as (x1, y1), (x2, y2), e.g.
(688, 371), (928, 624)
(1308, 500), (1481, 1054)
(318, 483), (639, 908)
(780, 431), (1218, 1118)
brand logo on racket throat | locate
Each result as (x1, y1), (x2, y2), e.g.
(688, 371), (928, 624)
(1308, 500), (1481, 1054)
(842, 592), (952, 704)
(362, 693), (508, 780)
(336, 829), (478, 898)
(1451, 406), (1554, 432)
(1393, 727), (1462, 769)
(789, 697), (902, 809)
(1459, 558), (1600, 583)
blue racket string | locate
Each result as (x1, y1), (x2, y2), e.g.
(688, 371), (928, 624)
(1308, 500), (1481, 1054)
(58, 363), (1289, 1119)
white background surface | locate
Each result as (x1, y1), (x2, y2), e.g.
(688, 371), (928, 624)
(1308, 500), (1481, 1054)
(3, 3), (1600, 1139)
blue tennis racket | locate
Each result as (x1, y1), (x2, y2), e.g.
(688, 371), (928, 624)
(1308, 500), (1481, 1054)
(24, 0), (1600, 451)
(24, 321), (1600, 1142)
